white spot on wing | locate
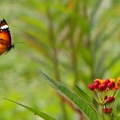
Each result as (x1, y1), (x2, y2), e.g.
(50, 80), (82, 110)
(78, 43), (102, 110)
(1, 25), (8, 29)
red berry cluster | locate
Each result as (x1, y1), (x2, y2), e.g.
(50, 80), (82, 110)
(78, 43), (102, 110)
(88, 79), (116, 92)
(88, 78), (120, 115)
(103, 96), (115, 114)
(103, 107), (113, 114)
(104, 96), (115, 103)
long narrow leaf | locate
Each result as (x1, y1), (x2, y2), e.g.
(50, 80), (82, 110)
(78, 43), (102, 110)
(75, 85), (93, 104)
(4, 98), (56, 120)
(75, 85), (100, 115)
(38, 70), (100, 120)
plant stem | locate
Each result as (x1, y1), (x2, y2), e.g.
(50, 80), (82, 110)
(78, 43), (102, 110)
(68, 19), (79, 87)
(47, 8), (68, 120)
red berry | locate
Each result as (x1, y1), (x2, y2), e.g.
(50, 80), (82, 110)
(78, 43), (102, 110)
(98, 84), (106, 91)
(108, 83), (112, 89)
(103, 107), (113, 114)
(111, 82), (115, 87)
(110, 96), (115, 101)
(94, 79), (100, 83)
(104, 96), (108, 100)
(107, 107), (113, 113)
(104, 79), (110, 86)
(88, 84), (95, 91)
(94, 82), (100, 89)
(103, 108), (108, 114)
(108, 82), (115, 89)
(107, 96), (115, 103)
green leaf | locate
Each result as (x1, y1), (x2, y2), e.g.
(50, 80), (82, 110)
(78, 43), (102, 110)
(4, 98), (56, 120)
(75, 85), (98, 113)
(75, 85), (93, 104)
(38, 70), (100, 120)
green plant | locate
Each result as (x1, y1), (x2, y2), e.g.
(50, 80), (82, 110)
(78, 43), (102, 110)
(1, 0), (120, 119)
(5, 71), (120, 120)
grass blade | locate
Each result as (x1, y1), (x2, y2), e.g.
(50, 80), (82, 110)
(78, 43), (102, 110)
(4, 98), (56, 120)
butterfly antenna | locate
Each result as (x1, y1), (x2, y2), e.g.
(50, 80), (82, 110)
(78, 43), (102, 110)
(14, 42), (25, 44)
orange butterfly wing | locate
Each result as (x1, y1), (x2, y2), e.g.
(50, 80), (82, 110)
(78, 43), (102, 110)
(0, 45), (8, 55)
(0, 19), (13, 55)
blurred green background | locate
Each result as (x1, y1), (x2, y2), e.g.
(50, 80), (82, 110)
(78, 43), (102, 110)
(0, 0), (120, 120)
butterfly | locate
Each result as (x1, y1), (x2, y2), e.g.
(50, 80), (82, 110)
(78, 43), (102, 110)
(0, 19), (14, 55)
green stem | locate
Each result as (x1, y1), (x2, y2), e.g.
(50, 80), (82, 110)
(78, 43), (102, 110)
(101, 105), (105, 120)
(47, 9), (61, 82)
(68, 19), (79, 87)
(69, 36), (79, 85)
(47, 8), (68, 120)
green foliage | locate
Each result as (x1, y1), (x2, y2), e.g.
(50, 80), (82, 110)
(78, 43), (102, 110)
(0, 0), (120, 119)
(38, 70), (100, 120)
(4, 98), (55, 120)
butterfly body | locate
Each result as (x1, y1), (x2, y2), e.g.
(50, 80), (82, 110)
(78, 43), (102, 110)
(0, 19), (14, 55)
